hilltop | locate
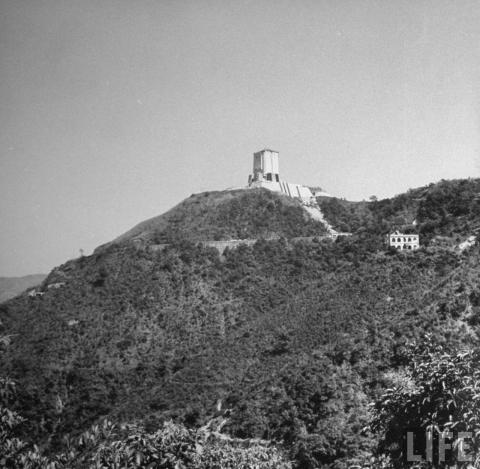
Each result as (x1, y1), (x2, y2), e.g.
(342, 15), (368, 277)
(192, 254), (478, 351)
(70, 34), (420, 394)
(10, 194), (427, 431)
(100, 188), (330, 250)
(1, 179), (480, 468)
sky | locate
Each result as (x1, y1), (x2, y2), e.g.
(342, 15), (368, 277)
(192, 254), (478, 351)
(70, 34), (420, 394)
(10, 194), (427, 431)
(1, 0), (480, 276)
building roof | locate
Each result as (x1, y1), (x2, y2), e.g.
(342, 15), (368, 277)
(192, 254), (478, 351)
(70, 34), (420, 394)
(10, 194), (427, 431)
(254, 148), (279, 154)
(389, 231), (419, 237)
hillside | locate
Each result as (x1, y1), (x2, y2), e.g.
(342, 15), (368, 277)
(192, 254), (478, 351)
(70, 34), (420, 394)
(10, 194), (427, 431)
(101, 188), (329, 249)
(1, 179), (480, 468)
(0, 274), (46, 303)
(317, 178), (480, 244)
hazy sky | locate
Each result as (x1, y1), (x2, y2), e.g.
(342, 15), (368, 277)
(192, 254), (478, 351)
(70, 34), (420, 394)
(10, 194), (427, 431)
(1, 0), (480, 276)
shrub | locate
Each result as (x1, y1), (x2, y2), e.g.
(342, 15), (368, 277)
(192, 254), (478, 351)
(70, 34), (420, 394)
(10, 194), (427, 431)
(371, 338), (480, 469)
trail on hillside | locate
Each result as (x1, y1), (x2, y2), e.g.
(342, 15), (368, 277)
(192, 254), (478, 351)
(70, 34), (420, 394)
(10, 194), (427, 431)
(302, 204), (338, 235)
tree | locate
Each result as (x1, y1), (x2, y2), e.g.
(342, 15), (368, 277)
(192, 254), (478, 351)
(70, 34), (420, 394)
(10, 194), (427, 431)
(371, 338), (480, 469)
(227, 354), (373, 469)
(0, 371), (54, 468)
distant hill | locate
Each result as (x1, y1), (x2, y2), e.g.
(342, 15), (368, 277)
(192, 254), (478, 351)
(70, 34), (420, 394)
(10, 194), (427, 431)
(1, 180), (480, 468)
(0, 274), (46, 303)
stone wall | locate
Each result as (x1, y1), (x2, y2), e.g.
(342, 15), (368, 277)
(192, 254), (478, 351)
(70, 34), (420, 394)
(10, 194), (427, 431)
(147, 233), (350, 255)
(201, 239), (257, 254)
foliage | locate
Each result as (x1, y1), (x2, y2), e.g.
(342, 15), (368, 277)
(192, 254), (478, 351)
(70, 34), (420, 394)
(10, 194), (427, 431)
(2, 405), (291, 469)
(2, 233), (479, 466)
(226, 354), (374, 469)
(1, 179), (480, 468)
(318, 178), (480, 247)
(83, 421), (290, 469)
(1, 365), (291, 468)
(371, 338), (480, 468)
(109, 188), (329, 247)
(0, 376), (55, 468)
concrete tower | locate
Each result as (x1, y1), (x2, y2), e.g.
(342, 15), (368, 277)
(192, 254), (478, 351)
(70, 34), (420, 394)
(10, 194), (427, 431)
(252, 149), (280, 183)
(247, 148), (314, 202)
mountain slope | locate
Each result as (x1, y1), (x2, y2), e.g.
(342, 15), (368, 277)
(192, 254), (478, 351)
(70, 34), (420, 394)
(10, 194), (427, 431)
(101, 188), (329, 250)
(1, 179), (480, 468)
(317, 178), (480, 244)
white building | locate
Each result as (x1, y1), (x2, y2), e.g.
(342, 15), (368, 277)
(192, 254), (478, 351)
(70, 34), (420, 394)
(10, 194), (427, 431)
(388, 231), (420, 251)
(247, 149), (314, 202)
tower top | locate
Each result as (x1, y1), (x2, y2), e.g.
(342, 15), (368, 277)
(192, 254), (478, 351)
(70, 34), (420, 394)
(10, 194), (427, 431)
(254, 148), (278, 154)
(251, 149), (280, 183)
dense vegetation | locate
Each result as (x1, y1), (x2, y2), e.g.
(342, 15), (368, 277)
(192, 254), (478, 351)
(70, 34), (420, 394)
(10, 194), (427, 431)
(106, 188), (329, 247)
(1, 376), (291, 468)
(372, 339), (480, 469)
(1, 179), (480, 468)
(318, 178), (480, 245)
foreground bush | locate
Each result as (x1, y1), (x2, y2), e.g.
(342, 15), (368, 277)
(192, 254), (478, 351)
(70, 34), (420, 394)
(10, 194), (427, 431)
(371, 339), (480, 469)
(1, 388), (291, 469)
(74, 420), (291, 469)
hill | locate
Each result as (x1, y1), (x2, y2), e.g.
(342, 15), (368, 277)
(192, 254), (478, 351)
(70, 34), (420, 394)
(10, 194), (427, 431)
(0, 274), (46, 303)
(1, 180), (480, 468)
(101, 188), (329, 249)
(317, 178), (480, 244)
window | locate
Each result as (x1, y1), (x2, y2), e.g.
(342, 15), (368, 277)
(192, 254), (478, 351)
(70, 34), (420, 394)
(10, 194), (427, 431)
(275, 174), (279, 182)
(266, 173), (272, 181)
